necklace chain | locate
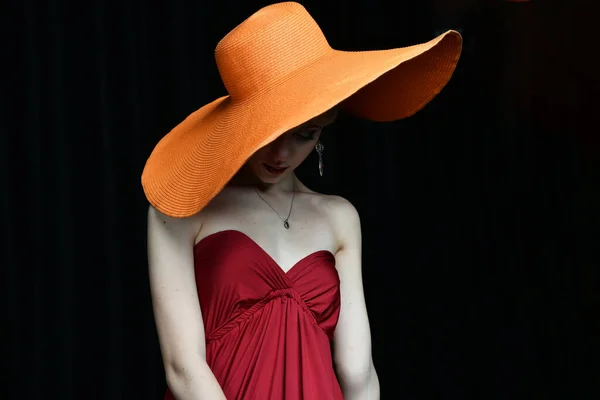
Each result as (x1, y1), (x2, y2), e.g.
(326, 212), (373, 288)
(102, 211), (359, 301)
(253, 183), (296, 229)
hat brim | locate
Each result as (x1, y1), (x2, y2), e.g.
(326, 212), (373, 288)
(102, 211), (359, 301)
(142, 30), (462, 218)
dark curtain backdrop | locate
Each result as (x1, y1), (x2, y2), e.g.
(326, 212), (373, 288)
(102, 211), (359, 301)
(2, 0), (598, 399)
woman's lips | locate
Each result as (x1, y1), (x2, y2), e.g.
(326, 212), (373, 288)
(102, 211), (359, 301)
(264, 163), (288, 175)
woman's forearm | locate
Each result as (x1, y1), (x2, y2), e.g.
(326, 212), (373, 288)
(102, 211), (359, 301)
(166, 359), (227, 400)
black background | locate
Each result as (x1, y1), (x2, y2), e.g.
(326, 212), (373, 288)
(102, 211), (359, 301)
(2, 0), (599, 399)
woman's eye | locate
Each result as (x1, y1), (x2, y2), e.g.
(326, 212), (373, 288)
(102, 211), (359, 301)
(296, 134), (314, 141)
(294, 129), (319, 141)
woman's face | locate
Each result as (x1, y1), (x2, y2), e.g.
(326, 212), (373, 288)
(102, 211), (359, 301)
(246, 108), (338, 184)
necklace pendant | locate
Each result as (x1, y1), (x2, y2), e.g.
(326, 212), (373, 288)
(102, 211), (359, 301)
(284, 220), (290, 229)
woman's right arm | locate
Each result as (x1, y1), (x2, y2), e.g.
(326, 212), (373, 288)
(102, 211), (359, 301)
(147, 204), (227, 400)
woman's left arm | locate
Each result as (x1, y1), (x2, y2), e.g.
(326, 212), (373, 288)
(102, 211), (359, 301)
(329, 197), (380, 400)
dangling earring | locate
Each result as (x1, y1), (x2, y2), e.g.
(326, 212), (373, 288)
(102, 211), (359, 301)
(315, 141), (324, 177)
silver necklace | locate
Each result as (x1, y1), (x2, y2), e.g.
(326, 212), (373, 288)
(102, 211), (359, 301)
(253, 183), (296, 229)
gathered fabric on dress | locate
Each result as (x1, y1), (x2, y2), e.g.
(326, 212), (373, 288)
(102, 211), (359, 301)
(163, 229), (343, 400)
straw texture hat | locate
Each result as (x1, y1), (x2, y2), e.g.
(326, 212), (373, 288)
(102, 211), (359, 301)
(142, 2), (462, 218)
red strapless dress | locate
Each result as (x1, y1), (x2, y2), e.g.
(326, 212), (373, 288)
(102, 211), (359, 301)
(164, 229), (343, 400)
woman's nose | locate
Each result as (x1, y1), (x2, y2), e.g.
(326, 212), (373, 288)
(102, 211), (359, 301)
(268, 136), (291, 162)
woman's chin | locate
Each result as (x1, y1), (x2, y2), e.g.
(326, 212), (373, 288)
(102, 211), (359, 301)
(257, 174), (284, 184)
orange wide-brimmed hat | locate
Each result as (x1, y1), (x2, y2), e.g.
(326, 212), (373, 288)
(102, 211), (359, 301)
(142, 2), (462, 218)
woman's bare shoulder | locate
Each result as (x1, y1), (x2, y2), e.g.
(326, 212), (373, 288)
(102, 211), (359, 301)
(147, 203), (205, 243)
(297, 186), (359, 236)
(320, 194), (359, 221)
(308, 193), (360, 253)
(295, 179), (358, 217)
(147, 203), (204, 224)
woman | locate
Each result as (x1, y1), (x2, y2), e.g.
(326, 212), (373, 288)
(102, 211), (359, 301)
(143, 3), (462, 399)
